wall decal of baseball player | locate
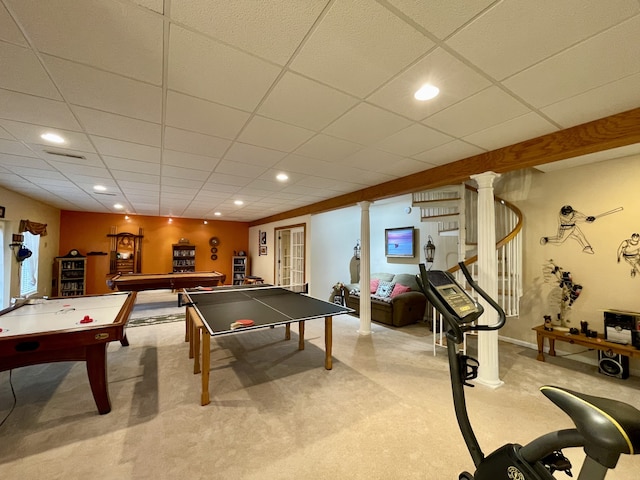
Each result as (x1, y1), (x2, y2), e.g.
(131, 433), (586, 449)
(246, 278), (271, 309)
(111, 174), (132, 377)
(617, 233), (640, 278)
(540, 205), (623, 254)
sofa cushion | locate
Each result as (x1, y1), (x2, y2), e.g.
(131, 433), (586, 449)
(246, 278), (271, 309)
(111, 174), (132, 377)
(371, 273), (395, 283)
(390, 283), (411, 298)
(392, 273), (420, 292)
(375, 280), (396, 298)
(370, 279), (379, 293)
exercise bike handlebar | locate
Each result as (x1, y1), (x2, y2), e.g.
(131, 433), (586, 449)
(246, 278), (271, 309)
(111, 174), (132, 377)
(456, 262), (507, 333)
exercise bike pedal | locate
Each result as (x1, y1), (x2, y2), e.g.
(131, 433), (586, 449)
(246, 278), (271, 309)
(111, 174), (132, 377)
(458, 472), (473, 480)
(542, 450), (573, 477)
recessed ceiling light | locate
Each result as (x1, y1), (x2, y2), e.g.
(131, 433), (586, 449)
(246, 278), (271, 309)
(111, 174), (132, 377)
(113, 203), (124, 210)
(276, 173), (289, 181)
(94, 185), (107, 191)
(203, 220), (208, 224)
(214, 212), (222, 216)
(41, 132), (65, 144)
(234, 200), (244, 206)
(414, 83), (440, 101)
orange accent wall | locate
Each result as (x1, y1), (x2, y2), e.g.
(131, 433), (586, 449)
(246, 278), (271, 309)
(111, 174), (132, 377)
(59, 211), (249, 294)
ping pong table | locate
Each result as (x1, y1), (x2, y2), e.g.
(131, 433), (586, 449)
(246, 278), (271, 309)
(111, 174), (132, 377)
(181, 285), (352, 405)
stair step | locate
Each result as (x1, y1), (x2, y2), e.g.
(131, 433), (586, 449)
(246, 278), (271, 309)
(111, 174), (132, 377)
(413, 197), (460, 208)
(421, 212), (459, 222)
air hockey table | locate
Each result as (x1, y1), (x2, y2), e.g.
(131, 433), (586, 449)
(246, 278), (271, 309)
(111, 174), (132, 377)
(0, 292), (136, 414)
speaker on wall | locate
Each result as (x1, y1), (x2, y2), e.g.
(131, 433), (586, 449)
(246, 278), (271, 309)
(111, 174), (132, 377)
(598, 349), (629, 379)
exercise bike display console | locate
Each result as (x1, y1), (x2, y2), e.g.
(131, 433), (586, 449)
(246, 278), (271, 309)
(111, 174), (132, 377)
(416, 262), (640, 480)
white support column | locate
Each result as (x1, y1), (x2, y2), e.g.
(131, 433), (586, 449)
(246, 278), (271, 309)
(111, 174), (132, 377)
(357, 201), (372, 336)
(470, 172), (503, 389)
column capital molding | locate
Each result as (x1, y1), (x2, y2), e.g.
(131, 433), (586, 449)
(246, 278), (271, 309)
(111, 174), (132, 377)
(357, 201), (372, 210)
(470, 171), (501, 189)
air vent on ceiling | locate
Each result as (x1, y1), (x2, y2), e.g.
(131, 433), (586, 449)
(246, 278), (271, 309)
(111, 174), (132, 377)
(93, 191), (117, 196)
(45, 150), (86, 160)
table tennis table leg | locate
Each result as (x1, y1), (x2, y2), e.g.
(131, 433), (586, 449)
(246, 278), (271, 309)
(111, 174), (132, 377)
(201, 331), (211, 406)
(285, 323), (291, 340)
(325, 316), (332, 370)
(298, 321), (305, 350)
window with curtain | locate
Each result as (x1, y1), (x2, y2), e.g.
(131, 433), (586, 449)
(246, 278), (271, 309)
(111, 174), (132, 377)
(20, 232), (39, 297)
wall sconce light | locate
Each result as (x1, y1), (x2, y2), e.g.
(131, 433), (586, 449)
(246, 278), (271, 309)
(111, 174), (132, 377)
(424, 235), (436, 269)
(353, 239), (361, 260)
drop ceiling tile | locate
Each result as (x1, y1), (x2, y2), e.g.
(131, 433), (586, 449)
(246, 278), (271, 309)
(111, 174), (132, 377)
(73, 106), (161, 146)
(91, 136), (160, 163)
(237, 116), (315, 152)
(258, 72), (358, 131)
(170, 0), (326, 65)
(342, 147), (403, 171)
(290, 0), (434, 97)
(111, 169), (159, 184)
(0, 88), (80, 130)
(240, 180), (286, 193)
(215, 160), (269, 178)
(103, 156), (160, 175)
(163, 127), (232, 158)
(541, 73), (640, 128)
(162, 165), (210, 181)
(0, 43), (61, 99)
(163, 149), (219, 171)
(294, 176), (362, 193)
(0, 153), (53, 169)
(132, 0), (163, 13)
(8, 166), (65, 179)
(168, 25), (282, 111)
(388, 0), (495, 39)
(224, 142), (287, 168)
(447, 0), (639, 80)
(44, 55), (162, 123)
(52, 161), (109, 178)
(424, 86), (529, 138)
(504, 15), (640, 108)
(119, 181), (160, 193)
(0, 119), (95, 151)
(375, 123), (454, 157)
(323, 103), (411, 145)
(205, 173), (252, 187)
(0, 138), (37, 157)
(293, 134), (363, 162)
(165, 91), (249, 140)
(0, 125), (12, 140)
(368, 48), (491, 120)
(8, 0), (163, 84)
(463, 112), (557, 151)
(413, 140), (485, 166)
(0, 3), (27, 45)
(273, 154), (333, 176)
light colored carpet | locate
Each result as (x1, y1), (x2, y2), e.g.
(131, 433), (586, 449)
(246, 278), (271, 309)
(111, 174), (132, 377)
(1, 293), (639, 479)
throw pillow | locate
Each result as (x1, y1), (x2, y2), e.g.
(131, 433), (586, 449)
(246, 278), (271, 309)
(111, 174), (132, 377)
(375, 280), (396, 298)
(370, 279), (379, 293)
(390, 283), (411, 298)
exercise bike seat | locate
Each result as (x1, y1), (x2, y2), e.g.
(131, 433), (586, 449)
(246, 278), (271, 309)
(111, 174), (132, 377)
(541, 385), (640, 465)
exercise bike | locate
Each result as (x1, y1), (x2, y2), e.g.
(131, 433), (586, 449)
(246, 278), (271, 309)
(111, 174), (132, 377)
(416, 262), (640, 479)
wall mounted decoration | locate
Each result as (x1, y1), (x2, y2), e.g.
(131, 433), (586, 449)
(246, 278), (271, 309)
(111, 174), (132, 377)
(617, 232), (640, 278)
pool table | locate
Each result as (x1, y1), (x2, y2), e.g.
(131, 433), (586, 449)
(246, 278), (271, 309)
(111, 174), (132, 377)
(107, 271), (226, 292)
(0, 292), (136, 414)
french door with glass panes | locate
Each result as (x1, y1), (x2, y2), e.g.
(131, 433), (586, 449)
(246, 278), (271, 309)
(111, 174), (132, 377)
(276, 225), (305, 287)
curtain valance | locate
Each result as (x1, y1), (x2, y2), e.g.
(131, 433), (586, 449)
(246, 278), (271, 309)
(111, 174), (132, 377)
(19, 219), (48, 236)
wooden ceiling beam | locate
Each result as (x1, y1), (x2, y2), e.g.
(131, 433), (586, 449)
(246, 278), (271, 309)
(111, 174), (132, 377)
(250, 107), (640, 226)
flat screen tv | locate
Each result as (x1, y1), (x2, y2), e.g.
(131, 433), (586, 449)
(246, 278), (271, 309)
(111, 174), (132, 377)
(385, 227), (415, 258)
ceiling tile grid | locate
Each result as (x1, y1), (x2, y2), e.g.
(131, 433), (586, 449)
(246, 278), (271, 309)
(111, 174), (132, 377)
(0, 0), (637, 221)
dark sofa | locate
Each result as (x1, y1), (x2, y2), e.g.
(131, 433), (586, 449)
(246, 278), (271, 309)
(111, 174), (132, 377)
(343, 272), (427, 327)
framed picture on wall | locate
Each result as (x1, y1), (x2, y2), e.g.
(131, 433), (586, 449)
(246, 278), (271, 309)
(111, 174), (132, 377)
(259, 230), (267, 245)
(259, 245), (267, 256)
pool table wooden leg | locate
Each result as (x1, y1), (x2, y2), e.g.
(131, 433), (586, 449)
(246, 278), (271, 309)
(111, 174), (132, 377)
(85, 343), (111, 414)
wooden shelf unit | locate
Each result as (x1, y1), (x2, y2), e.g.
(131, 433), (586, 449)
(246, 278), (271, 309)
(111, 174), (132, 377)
(173, 244), (196, 273)
(232, 256), (248, 285)
(53, 254), (87, 297)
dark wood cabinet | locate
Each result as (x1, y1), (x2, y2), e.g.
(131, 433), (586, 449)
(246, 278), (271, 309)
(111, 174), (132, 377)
(173, 244), (196, 273)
